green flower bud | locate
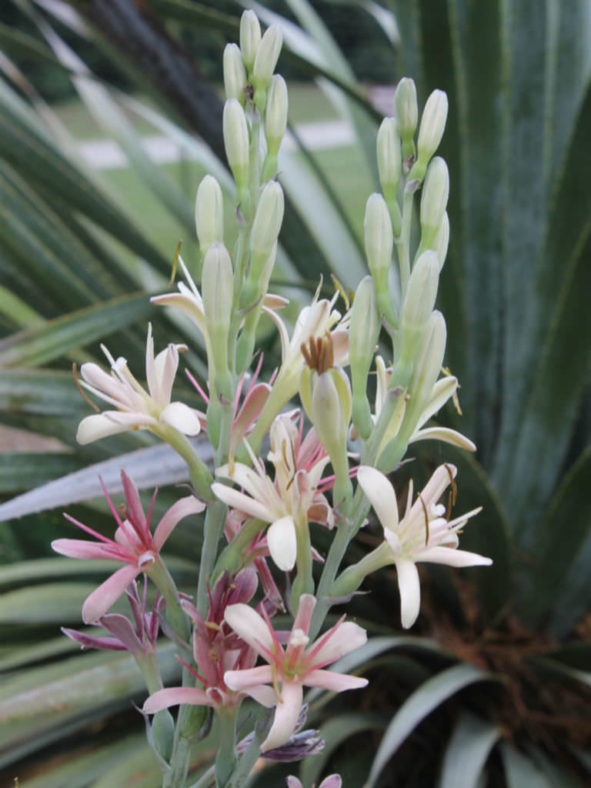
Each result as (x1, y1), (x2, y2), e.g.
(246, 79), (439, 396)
(265, 74), (288, 155)
(253, 25), (282, 93)
(420, 157), (449, 249)
(223, 43), (247, 103)
(364, 193), (396, 326)
(434, 211), (450, 270)
(350, 276), (379, 439)
(223, 99), (250, 193)
(377, 117), (401, 203)
(240, 9), (261, 71)
(394, 78), (418, 160)
(195, 175), (223, 254)
(250, 181), (284, 270)
(202, 243), (234, 398)
(417, 89), (448, 167)
(409, 310), (447, 401)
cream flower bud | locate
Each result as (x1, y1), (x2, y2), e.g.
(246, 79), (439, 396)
(364, 193), (396, 326)
(240, 9), (261, 71)
(401, 251), (439, 330)
(223, 43), (247, 103)
(409, 310), (447, 400)
(377, 117), (402, 203)
(265, 74), (288, 153)
(350, 277), (380, 439)
(434, 212), (450, 270)
(420, 157), (449, 248)
(202, 244), (234, 389)
(195, 175), (223, 253)
(394, 78), (418, 159)
(250, 180), (284, 264)
(417, 90), (448, 166)
(253, 25), (283, 91)
(223, 99), (249, 191)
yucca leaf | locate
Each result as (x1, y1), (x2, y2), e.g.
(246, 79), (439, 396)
(438, 711), (500, 788)
(366, 663), (496, 787)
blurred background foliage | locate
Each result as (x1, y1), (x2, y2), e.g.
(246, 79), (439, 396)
(0, 0), (589, 786)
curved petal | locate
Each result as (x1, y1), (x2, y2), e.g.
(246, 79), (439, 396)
(309, 621), (367, 666)
(160, 401), (202, 436)
(357, 466), (399, 532)
(244, 684), (277, 708)
(414, 376), (457, 429)
(261, 681), (303, 752)
(82, 564), (139, 623)
(267, 516), (297, 571)
(51, 538), (123, 561)
(151, 293), (206, 333)
(211, 483), (274, 523)
(303, 669), (368, 692)
(76, 413), (130, 444)
(409, 426), (476, 451)
(224, 665), (274, 692)
(292, 594), (316, 636)
(143, 686), (214, 714)
(395, 558), (421, 629)
(418, 546), (492, 567)
(224, 604), (274, 657)
(153, 495), (206, 550)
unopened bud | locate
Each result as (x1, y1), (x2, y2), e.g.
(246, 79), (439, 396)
(420, 157), (449, 248)
(265, 74), (288, 154)
(223, 43), (247, 103)
(364, 193), (396, 326)
(409, 310), (447, 399)
(250, 181), (284, 266)
(401, 251), (439, 330)
(377, 117), (401, 203)
(394, 78), (418, 160)
(350, 277), (379, 439)
(240, 10), (261, 71)
(417, 90), (448, 166)
(434, 211), (450, 270)
(253, 26), (283, 92)
(223, 99), (250, 192)
(195, 175), (223, 253)
(202, 244), (234, 396)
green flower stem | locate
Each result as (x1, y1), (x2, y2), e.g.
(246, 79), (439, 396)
(196, 499), (228, 617)
(227, 712), (269, 788)
(330, 542), (393, 598)
(188, 765), (215, 788)
(214, 517), (265, 576)
(158, 426), (214, 502)
(148, 560), (190, 642)
(215, 708), (237, 787)
(395, 184), (416, 294)
(291, 514), (314, 610)
(164, 667), (209, 788)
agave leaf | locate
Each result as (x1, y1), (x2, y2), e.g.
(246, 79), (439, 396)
(500, 742), (554, 788)
(299, 712), (387, 787)
(0, 452), (81, 493)
(0, 292), (153, 368)
(90, 746), (161, 788)
(0, 581), (116, 623)
(0, 369), (86, 415)
(0, 20), (69, 72)
(0, 631), (79, 672)
(0, 437), (213, 522)
(366, 663), (496, 787)
(438, 711), (500, 788)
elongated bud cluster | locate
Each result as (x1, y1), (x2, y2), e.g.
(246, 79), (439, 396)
(364, 193), (396, 326)
(419, 157), (449, 250)
(223, 99), (250, 209)
(223, 43), (247, 103)
(350, 276), (379, 439)
(240, 10), (261, 71)
(394, 78), (418, 163)
(415, 90), (448, 175)
(195, 175), (223, 254)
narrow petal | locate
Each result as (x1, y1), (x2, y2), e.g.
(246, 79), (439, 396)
(51, 538), (123, 561)
(153, 495), (206, 550)
(143, 687), (214, 714)
(120, 471), (147, 539)
(160, 401), (202, 436)
(418, 546), (492, 567)
(410, 426), (476, 451)
(357, 466), (399, 532)
(76, 413), (129, 444)
(224, 665), (274, 692)
(292, 594), (316, 636)
(154, 344), (179, 407)
(261, 682), (303, 752)
(245, 684), (277, 708)
(267, 516), (297, 571)
(82, 565), (139, 623)
(395, 559), (421, 629)
(414, 376), (457, 428)
(224, 604), (275, 657)
(303, 669), (368, 692)
(211, 483), (273, 523)
(309, 621), (367, 666)
(151, 293), (206, 332)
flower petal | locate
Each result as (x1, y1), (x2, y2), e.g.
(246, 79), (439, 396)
(303, 669), (368, 692)
(51, 538), (123, 561)
(309, 621), (367, 666)
(143, 687), (214, 714)
(409, 426), (476, 451)
(224, 604), (275, 657)
(418, 546), (492, 567)
(160, 401), (202, 436)
(244, 684), (277, 708)
(211, 483), (273, 523)
(224, 665), (274, 692)
(292, 594), (316, 636)
(395, 558), (421, 629)
(261, 681), (303, 752)
(76, 413), (130, 444)
(82, 564), (139, 623)
(152, 495), (206, 551)
(357, 466), (399, 532)
(267, 516), (297, 571)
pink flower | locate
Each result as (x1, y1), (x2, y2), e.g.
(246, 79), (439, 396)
(223, 594), (368, 752)
(287, 776), (341, 788)
(52, 471), (205, 623)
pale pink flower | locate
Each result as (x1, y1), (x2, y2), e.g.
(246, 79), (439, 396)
(76, 324), (201, 445)
(212, 413), (333, 571)
(357, 464), (491, 629)
(287, 775), (341, 788)
(224, 594), (368, 752)
(52, 471), (205, 623)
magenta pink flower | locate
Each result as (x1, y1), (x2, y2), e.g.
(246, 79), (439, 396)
(223, 594), (368, 752)
(52, 471), (205, 623)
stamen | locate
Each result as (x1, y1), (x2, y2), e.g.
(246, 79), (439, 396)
(418, 494), (430, 546)
(170, 240), (182, 285)
(444, 463), (457, 506)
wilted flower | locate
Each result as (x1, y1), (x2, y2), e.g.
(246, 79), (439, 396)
(76, 324), (201, 445)
(52, 471), (205, 623)
(223, 593), (368, 751)
(356, 464), (491, 628)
